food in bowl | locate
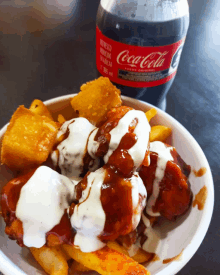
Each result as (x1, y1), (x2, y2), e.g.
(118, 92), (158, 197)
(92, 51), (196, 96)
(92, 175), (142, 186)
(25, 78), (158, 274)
(0, 77), (206, 275)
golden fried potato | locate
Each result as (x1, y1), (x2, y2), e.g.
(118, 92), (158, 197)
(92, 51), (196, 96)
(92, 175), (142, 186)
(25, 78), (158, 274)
(69, 261), (91, 274)
(57, 114), (66, 124)
(150, 125), (172, 142)
(53, 245), (72, 261)
(63, 244), (150, 275)
(30, 246), (68, 275)
(132, 248), (154, 264)
(29, 99), (53, 120)
(145, 108), (157, 122)
(1, 106), (58, 170)
(71, 77), (122, 126)
(107, 241), (152, 263)
(107, 241), (129, 256)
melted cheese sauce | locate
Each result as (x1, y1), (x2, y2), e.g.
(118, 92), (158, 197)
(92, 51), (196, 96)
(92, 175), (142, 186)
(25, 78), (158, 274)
(16, 166), (76, 248)
(51, 118), (99, 180)
(71, 168), (106, 252)
(146, 141), (174, 216)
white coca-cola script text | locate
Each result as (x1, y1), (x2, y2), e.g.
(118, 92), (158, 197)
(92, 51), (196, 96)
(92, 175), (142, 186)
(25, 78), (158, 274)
(116, 50), (169, 69)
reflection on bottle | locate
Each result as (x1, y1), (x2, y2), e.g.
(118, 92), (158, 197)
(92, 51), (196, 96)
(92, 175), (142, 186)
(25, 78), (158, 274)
(169, 44), (184, 75)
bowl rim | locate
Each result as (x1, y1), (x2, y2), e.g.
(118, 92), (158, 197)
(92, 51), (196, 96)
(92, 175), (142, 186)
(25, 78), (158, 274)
(0, 95), (214, 275)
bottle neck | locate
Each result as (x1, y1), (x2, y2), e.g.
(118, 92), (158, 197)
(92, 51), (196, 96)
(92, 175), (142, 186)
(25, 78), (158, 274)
(100, 0), (189, 22)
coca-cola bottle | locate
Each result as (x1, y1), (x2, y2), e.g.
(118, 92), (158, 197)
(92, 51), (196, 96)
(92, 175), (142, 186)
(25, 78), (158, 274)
(96, 0), (189, 110)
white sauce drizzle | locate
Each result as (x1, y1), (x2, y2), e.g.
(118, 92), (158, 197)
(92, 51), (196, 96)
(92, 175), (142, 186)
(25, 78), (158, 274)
(141, 213), (161, 254)
(127, 214), (149, 257)
(16, 166), (76, 248)
(128, 238), (141, 257)
(70, 168), (106, 252)
(87, 128), (99, 159)
(57, 118), (75, 139)
(127, 111), (150, 169)
(103, 110), (150, 168)
(130, 173), (147, 229)
(51, 118), (99, 180)
(142, 212), (151, 228)
(127, 213), (162, 255)
(146, 141), (174, 216)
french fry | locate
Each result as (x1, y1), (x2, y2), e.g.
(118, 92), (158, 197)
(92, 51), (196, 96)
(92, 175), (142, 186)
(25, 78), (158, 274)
(57, 114), (66, 124)
(107, 241), (153, 263)
(29, 99), (54, 120)
(150, 125), (172, 142)
(132, 248), (154, 264)
(69, 260), (91, 274)
(63, 244), (150, 275)
(145, 108), (157, 122)
(53, 245), (72, 261)
(107, 241), (129, 256)
(30, 246), (68, 275)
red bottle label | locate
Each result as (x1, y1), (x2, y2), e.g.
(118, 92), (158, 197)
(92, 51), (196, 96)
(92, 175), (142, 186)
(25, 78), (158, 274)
(96, 26), (185, 88)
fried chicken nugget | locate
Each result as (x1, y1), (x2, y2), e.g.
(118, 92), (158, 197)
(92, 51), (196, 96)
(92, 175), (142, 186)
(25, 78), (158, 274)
(4, 219), (24, 247)
(70, 77), (122, 126)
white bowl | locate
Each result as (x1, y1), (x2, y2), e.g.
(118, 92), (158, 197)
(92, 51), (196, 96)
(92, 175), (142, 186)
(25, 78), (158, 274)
(0, 95), (214, 275)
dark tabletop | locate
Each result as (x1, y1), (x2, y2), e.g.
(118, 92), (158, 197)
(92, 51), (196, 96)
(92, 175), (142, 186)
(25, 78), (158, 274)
(0, 0), (219, 274)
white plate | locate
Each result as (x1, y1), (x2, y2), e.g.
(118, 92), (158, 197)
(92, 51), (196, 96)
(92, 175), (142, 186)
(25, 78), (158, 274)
(0, 95), (214, 275)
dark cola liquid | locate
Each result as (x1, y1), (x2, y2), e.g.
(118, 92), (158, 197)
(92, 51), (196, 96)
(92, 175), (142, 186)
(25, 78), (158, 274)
(96, 5), (189, 109)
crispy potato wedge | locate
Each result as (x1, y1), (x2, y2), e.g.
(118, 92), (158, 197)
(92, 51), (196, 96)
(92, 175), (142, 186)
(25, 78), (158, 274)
(107, 241), (153, 263)
(71, 77), (122, 126)
(63, 244), (150, 275)
(132, 248), (154, 264)
(150, 125), (172, 142)
(30, 246), (68, 275)
(1, 106), (58, 170)
(107, 241), (152, 263)
(145, 108), (157, 122)
(53, 245), (72, 261)
(107, 241), (129, 256)
(69, 260), (91, 274)
(29, 99), (53, 120)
